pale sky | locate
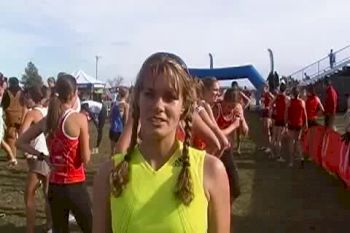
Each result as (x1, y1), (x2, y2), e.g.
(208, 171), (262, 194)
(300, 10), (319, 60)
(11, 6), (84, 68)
(0, 0), (349, 87)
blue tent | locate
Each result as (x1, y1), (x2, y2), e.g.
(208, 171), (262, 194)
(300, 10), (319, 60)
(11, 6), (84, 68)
(189, 65), (265, 90)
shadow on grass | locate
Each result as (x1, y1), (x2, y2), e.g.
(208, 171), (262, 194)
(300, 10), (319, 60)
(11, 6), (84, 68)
(232, 112), (350, 233)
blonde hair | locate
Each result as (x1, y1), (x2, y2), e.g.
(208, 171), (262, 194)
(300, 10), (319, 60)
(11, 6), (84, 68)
(110, 52), (196, 205)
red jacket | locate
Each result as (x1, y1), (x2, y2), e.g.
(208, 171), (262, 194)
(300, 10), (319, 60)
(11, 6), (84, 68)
(324, 86), (338, 114)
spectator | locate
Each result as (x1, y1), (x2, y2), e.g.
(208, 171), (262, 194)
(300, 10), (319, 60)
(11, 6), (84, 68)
(81, 100), (107, 154)
(329, 49), (336, 69)
(323, 78), (338, 130)
(1, 77), (26, 160)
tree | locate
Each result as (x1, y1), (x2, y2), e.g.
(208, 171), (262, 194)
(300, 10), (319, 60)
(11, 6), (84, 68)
(21, 61), (43, 88)
(107, 75), (124, 88)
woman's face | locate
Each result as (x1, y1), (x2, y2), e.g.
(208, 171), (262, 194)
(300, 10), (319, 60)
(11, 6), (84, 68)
(139, 74), (184, 140)
(204, 81), (220, 104)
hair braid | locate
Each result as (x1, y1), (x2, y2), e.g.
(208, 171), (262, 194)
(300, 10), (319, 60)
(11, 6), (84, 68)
(110, 105), (140, 197)
(175, 105), (194, 205)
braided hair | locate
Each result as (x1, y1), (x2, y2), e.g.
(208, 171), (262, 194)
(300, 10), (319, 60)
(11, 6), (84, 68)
(110, 52), (196, 205)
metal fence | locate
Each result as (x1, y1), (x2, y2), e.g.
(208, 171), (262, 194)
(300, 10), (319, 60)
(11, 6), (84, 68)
(289, 45), (350, 84)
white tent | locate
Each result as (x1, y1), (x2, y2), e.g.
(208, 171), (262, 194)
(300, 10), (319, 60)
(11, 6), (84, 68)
(71, 70), (106, 89)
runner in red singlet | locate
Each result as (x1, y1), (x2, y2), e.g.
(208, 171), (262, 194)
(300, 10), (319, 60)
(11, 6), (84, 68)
(190, 78), (229, 154)
(305, 85), (324, 156)
(286, 87), (308, 167)
(269, 83), (289, 161)
(17, 74), (92, 233)
(231, 81), (250, 155)
(260, 84), (274, 154)
(305, 85), (324, 127)
(203, 79), (243, 201)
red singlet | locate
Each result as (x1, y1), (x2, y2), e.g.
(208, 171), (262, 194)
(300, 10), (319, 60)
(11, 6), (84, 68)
(263, 92), (273, 109)
(275, 94), (287, 122)
(48, 109), (85, 184)
(216, 103), (238, 129)
(305, 95), (319, 120)
(288, 98), (304, 127)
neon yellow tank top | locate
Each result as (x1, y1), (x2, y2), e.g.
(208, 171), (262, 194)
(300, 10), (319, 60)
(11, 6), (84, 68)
(110, 141), (208, 233)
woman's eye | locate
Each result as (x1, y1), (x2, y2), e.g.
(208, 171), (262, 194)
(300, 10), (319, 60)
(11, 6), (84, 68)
(164, 92), (178, 102)
(144, 91), (154, 98)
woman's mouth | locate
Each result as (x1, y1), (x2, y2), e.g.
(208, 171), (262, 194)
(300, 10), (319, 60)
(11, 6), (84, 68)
(150, 116), (166, 126)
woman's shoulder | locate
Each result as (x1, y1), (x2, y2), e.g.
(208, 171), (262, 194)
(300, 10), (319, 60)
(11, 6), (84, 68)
(203, 153), (227, 182)
(67, 111), (88, 123)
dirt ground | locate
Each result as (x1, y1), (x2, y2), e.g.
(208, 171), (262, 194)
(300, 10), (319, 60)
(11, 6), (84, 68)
(0, 113), (350, 233)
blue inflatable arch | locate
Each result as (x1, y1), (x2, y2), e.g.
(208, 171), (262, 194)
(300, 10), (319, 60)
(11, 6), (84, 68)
(189, 65), (265, 90)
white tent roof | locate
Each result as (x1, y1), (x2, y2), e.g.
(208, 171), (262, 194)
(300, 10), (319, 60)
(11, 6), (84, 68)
(71, 70), (106, 88)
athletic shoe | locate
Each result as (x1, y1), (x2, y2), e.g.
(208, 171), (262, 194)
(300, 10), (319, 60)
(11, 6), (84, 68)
(42, 227), (52, 233)
(69, 213), (76, 224)
(263, 148), (272, 154)
(8, 159), (18, 167)
(276, 157), (285, 162)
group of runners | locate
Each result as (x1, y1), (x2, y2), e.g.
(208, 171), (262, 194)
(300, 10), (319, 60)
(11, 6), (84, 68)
(1, 52), (342, 233)
(259, 79), (338, 168)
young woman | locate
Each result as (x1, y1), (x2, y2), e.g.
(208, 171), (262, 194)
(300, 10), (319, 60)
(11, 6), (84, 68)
(19, 85), (51, 233)
(215, 88), (248, 202)
(305, 85), (324, 156)
(0, 77), (16, 166)
(190, 77), (229, 156)
(305, 85), (324, 127)
(260, 84), (274, 154)
(269, 83), (289, 162)
(109, 87), (129, 155)
(286, 87), (308, 167)
(231, 81), (251, 155)
(17, 74), (92, 233)
(92, 52), (230, 233)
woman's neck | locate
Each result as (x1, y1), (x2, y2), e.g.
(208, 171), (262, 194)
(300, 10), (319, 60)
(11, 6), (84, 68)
(33, 103), (43, 108)
(61, 103), (72, 111)
(139, 133), (178, 169)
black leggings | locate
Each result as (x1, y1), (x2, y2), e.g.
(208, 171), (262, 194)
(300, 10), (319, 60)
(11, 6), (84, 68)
(48, 182), (92, 233)
(220, 150), (241, 200)
(96, 106), (107, 147)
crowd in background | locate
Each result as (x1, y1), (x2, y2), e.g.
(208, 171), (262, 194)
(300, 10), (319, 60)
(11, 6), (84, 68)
(0, 52), (349, 233)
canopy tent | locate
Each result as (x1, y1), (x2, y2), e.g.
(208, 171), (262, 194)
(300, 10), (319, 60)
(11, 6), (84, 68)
(72, 70), (106, 89)
(189, 65), (265, 90)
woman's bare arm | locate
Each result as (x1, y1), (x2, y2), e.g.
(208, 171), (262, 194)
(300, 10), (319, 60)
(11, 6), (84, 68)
(204, 154), (230, 233)
(92, 160), (113, 233)
(19, 111), (34, 135)
(16, 118), (46, 156)
(316, 96), (325, 113)
(198, 108), (229, 150)
(78, 113), (91, 165)
(115, 114), (133, 154)
(192, 112), (221, 155)
(302, 100), (308, 129)
(240, 91), (251, 109)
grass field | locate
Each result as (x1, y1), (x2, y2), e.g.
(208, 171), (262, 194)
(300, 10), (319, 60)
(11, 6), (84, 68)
(0, 112), (349, 233)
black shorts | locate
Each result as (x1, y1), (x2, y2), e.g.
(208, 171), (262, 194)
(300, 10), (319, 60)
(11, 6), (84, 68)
(307, 120), (318, 127)
(261, 109), (270, 118)
(220, 150), (240, 199)
(288, 125), (302, 131)
(274, 120), (286, 127)
(109, 131), (121, 142)
(324, 114), (335, 128)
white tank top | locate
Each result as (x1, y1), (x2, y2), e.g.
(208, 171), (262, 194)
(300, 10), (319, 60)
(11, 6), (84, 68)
(30, 107), (49, 155)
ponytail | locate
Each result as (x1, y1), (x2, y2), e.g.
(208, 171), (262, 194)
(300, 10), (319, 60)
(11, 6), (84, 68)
(46, 95), (63, 137)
